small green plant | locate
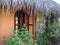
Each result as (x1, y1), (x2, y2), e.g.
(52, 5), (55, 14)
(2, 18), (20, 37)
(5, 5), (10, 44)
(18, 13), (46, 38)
(3, 24), (36, 45)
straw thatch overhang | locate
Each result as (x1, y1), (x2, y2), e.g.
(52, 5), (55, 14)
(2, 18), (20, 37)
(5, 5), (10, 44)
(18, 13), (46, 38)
(0, 0), (60, 17)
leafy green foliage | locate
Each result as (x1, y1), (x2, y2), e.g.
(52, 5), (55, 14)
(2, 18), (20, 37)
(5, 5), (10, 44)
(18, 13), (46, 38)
(36, 18), (60, 45)
(3, 24), (36, 45)
(36, 29), (51, 45)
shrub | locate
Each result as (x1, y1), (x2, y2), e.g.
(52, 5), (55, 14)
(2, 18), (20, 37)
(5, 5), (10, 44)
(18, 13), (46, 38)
(3, 24), (36, 45)
(36, 18), (60, 45)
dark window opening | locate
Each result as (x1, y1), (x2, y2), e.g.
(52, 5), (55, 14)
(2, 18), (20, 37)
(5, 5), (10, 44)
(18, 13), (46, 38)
(14, 10), (26, 30)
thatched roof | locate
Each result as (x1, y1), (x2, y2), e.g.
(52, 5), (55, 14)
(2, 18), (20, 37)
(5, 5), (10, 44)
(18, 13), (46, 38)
(0, 0), (60, 17)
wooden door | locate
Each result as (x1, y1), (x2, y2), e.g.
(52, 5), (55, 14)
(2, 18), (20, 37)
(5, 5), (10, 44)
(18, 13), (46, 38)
(29, 15), (36, 39)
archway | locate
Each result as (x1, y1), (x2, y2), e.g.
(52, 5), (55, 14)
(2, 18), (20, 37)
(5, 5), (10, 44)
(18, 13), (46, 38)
(14, 9), (36, 39)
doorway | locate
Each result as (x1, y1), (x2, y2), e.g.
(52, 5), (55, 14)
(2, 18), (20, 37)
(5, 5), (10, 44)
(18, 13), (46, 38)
(14, 10), (36, 38)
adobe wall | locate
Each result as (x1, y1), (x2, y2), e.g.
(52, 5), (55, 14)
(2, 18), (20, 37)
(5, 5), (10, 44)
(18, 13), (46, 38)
(0, 10), (14, 45)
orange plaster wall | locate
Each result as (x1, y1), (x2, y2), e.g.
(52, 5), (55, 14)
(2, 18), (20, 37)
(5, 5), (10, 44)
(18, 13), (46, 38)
(0, 11), (14, 45)
(0, 9), (36, 45)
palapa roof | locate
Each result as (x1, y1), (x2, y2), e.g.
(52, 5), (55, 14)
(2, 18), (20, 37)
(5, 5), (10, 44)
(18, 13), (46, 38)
(0, 0), (60, 17)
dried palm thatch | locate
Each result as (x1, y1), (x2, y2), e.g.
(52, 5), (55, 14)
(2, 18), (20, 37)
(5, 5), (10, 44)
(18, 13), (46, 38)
(0, 0), (60, 17)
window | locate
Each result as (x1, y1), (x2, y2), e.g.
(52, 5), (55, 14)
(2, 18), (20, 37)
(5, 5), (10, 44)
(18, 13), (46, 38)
(14, 10), (25, 30)
(14, 10), (36, 39)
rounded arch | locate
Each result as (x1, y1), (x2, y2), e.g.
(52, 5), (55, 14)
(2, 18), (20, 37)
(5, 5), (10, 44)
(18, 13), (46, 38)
(15, 10), (26, 16)
(14, 9), (36, 39)
(14, 10), (29, 29)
